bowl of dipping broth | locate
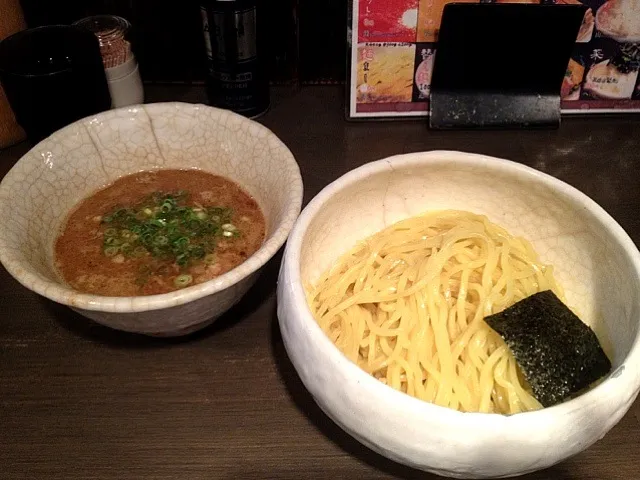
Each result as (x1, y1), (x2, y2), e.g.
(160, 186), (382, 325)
(277, 150), (640, 478)
(0, 102), (302, 336)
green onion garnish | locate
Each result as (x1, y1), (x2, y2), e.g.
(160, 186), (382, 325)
(174, 274), (193, 288)
(100, 191), (237, 269)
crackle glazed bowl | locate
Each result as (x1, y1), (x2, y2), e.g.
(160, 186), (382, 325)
(0, 102), (302, 336)
(276, 150), (640, 478)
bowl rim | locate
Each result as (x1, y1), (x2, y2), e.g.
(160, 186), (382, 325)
(0, 101), (303, 312)
(281, 149), (640, 420)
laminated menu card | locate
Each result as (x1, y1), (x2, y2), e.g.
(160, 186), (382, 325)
(347, 0), (640, 119)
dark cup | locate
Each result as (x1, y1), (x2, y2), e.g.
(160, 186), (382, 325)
(0, 25), (111, 143)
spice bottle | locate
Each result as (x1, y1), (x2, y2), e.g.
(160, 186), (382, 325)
(74, 15), (144, 109)
(200, 0), (270, 118)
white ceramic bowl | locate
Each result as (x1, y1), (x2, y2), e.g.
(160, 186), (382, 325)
(277, 151), (640, 478)
(0, 102), (302, 336)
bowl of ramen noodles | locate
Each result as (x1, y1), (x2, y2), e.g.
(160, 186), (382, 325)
(0, 102), (302, 336)
(277, 151), (640, 478)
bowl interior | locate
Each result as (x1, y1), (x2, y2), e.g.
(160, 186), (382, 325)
(0, 102), (301, 301)
(300, 152), (640, 369)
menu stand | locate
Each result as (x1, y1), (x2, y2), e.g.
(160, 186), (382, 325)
(429, 4), (587, 130)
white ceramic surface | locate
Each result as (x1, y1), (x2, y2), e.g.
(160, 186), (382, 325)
(277, 151), (640, 478)
(0, 102), (302, 336)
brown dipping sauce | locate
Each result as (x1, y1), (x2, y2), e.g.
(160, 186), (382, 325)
(55, 169), (266, 296)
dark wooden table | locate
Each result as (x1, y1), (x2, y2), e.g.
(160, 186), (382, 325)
(1, 86), (639, 480)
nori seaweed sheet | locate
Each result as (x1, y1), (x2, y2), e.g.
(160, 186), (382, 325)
(485, 290), (611, 407)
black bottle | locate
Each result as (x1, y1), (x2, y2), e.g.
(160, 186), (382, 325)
(200, 0), (270, 118)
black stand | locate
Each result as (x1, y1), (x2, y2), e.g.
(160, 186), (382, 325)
(429, 4), (587, 130)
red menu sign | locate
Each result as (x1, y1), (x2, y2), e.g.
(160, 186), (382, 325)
(348, 0), (640, 118)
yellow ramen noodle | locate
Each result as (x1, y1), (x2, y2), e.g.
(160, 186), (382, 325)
(306, 210), (564, 414)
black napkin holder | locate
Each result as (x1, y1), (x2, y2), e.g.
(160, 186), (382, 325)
(429, 3), (587, 130)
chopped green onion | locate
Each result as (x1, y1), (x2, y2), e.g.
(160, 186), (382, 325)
(189, 245), (205, 259)
(100, 191), (238, 269)
(132, 246), (147, 257)
(174, 274), (193, 288)
(155, 236), (169, 246)
(187, 220), (201, 230)
(174, 237), (189, 249)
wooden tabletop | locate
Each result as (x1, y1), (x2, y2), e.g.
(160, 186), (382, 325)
(1, 86), (639, 480)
